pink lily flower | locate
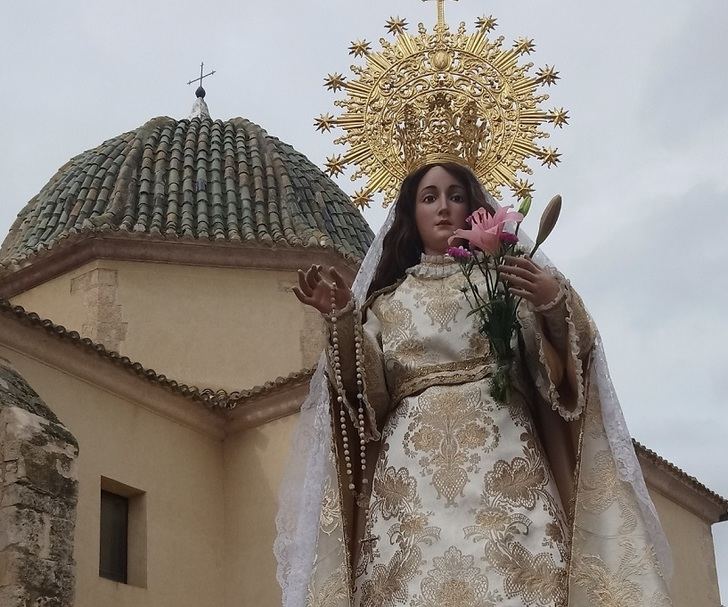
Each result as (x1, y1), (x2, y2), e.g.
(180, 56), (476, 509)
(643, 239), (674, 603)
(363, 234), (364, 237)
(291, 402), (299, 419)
(449, 206), (523, 254)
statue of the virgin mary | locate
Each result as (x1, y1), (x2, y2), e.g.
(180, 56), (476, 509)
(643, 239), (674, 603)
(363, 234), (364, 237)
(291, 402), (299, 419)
(274, 8), (673, 607)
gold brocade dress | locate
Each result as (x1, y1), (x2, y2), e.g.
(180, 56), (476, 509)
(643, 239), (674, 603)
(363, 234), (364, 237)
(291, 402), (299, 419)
(347, 254), (578, 607)
(301, 254), (671, 607)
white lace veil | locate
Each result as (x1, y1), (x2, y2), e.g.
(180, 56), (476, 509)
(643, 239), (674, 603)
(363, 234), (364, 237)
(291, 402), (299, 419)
(273, 194), (672, 607)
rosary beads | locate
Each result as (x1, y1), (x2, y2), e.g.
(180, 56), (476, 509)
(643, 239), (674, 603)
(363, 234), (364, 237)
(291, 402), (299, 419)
(329, 282), (368, 494)
(353, 304), (369, 486)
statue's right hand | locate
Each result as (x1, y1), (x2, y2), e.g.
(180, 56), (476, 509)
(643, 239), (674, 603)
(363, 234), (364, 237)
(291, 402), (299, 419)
(293, 265), (352, 316)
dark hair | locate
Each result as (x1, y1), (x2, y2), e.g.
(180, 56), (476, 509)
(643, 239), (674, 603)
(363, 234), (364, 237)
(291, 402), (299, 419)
(367, 162), (494, 298)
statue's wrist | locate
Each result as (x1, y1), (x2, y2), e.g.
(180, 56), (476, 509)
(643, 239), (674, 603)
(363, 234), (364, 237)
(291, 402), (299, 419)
(324, 299), (355, 324)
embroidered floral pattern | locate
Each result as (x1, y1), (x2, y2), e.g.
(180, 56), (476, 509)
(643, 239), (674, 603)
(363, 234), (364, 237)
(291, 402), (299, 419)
(374, 466), (418, 519)
(306, 564), (350, 607)
(414, 546), (500, 607)
(417, 281), (463, 332)
(376, 298), (427, 364)
(403, 385), (499, 506)
(372, 265), (485, 402)
(484, 451), (547, 510)
(573, 540), (667, 607)
(318, 478), (343, 536)
(486, 541), (567, 606)
(359, 547), (422, 607)
(580, 449), (638, 534)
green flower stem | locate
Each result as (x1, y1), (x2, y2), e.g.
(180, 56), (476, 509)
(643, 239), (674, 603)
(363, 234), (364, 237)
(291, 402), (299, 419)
(463, 267), (487, 311)
(460, 256), (491, 309)
(460, 258), (488, 310)
(473, 253), (494, 300)
(494, 252), (503, 286)
(455, 250), (524, 405)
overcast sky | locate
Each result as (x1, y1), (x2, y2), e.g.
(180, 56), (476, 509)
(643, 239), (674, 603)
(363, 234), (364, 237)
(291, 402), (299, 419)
(1, 0), (726, 598)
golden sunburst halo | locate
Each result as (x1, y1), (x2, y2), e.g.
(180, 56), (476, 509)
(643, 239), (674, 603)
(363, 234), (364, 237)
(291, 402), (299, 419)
(317, 3), (568, 208)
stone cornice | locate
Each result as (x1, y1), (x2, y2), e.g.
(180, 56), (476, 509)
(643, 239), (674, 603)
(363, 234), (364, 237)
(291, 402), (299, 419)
(0, 298), (318, 415)
(225, 376), (312, 433)
(0, 232), (360, 298)
(0, 301), (315, 438)
(635, 441), (728, 524)
(0, 314), (227, 440)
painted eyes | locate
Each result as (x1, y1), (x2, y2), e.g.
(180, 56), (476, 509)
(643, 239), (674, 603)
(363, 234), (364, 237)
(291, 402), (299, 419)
(421, 193), (466, 203)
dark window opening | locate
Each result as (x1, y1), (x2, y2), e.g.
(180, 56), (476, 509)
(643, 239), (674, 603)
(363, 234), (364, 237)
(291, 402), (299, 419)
(99, 489), (128, 583)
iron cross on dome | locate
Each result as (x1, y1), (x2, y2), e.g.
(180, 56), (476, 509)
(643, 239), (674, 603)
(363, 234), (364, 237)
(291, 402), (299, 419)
(187, 62), (216, 90)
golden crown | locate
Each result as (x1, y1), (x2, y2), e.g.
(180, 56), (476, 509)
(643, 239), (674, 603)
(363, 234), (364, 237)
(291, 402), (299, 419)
(316, 1), (568, 208)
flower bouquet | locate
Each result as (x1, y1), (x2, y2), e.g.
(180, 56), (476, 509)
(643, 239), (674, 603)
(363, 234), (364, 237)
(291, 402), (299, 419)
(447, 195), (562, 403)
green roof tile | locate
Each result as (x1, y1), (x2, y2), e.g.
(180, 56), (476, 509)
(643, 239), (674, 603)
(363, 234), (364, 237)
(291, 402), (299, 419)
(1, 116), (373, 264)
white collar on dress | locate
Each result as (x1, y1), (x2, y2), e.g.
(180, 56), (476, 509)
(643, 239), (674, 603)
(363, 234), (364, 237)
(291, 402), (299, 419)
(405, 253), (462, 279)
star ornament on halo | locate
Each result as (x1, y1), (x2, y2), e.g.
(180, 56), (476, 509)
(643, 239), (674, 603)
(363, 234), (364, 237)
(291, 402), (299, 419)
(348, 39), (371, 57)
(539, 147), (561, 168)
(315, 114), (336, 133)
(536, 65), (560, 86)
(513, 37), (536, 55)
(475, 15), (498, 32)
(324, 73), (347, 92)
(385, 16), (408, 35)
(548, 108), (570, 128)
(325, 155), (346, 177)
(352, 189), (373, 209)
(514, 179), (536, 199)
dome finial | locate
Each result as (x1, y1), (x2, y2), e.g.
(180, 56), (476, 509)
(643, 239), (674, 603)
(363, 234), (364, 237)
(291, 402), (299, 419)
(186, 61), (215, 119)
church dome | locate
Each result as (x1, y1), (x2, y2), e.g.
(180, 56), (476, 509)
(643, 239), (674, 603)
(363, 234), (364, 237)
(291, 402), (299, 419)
(0, 115), (373, 265)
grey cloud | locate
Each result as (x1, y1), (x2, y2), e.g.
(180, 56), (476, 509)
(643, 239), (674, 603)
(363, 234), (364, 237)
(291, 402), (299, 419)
(570, 181), (728, 495)
(639, 0), (728, 147)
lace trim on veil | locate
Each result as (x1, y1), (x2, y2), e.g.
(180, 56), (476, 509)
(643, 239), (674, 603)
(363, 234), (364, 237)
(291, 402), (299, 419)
(524, 231), (673, 580)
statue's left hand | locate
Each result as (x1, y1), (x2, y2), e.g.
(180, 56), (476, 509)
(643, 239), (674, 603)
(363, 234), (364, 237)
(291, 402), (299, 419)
(499, 256), (560, 308)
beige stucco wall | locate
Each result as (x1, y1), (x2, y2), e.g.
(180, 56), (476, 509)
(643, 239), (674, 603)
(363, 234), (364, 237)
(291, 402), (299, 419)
(223, 413), (298, 605)
(647, 488), (722, 607)
(10, 259), (325, 391)
(0, 345), (227, 607)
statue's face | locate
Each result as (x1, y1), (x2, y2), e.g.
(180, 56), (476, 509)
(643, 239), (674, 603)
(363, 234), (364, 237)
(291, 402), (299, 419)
(414, 165), (470, 255)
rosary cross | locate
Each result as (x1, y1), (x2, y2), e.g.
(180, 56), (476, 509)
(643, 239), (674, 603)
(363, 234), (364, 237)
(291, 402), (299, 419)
(187, 62), (216, 88)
